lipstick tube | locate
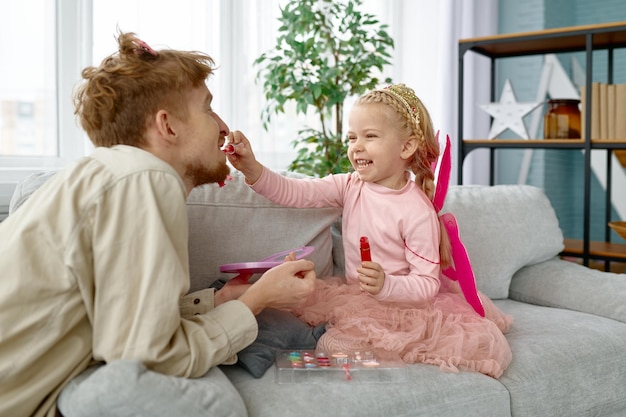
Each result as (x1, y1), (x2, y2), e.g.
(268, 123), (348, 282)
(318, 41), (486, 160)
(360, 236), (372, 262)
(221, 142), (243, 154)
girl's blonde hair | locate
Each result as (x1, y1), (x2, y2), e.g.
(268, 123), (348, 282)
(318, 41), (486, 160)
(74, 31), (216, 148)
(356, 84), (452, 268)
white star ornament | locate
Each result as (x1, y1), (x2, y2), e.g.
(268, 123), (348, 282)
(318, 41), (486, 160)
(479, 79), (542, 139)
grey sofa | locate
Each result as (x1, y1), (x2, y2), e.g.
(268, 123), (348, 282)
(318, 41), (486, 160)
(10, 171), (626, 417)
(187, 172), (626, 417)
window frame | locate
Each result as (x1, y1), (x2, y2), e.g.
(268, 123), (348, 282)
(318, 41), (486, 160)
(0, 0), (90, 216)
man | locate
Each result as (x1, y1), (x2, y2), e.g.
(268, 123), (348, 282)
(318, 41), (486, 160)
(0, 32), (316, 417)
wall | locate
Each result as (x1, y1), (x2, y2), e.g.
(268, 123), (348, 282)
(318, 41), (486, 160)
(496, 0), (626, 243)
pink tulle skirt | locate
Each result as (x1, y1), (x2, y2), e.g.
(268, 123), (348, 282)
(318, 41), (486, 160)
(291, 277), (513, 378)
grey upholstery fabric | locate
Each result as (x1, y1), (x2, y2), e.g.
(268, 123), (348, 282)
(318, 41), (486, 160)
(59, 360), (246, 417)
(8, 171), (57, 215)
(495, 299), (626, 416)
(186, 171), (340, 293)
(509, 258), (626, 324)
(442, 185), (564, 299)
(221, 362), (511, 417)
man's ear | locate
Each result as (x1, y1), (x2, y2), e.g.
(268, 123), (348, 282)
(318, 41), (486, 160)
(401, 135), (419, 160)
(154, 110), (177, 144)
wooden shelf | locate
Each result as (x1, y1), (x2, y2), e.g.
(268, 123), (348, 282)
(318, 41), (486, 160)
(590, 140), (626, 149)
(458, 22), (626, 267)
(462, 139), (585, 147)
(463, 139), (626, 144)
(562, 238), (626, 261)
(464, 139), (585, 144)
(460, 139), (626, 157)
(460, 21), (626, 58)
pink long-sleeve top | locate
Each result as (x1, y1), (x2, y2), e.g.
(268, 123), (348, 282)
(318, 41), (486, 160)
(250, 168), (441, 304)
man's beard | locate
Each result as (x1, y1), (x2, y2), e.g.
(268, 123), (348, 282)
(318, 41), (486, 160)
(186, 160), (231, 188)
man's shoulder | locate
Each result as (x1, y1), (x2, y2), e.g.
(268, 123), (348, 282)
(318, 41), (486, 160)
(51, 146), (184, 209)
(91, 145), (177, 176)
(78, 145), (183, 191)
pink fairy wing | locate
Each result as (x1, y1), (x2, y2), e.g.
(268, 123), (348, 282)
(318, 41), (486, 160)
(440, 213), (485, 317)
(433, 133), (451, 212)
(431, 136), (484, 316)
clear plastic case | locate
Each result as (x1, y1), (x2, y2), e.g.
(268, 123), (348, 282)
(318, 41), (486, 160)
(275, 349), (408, 384)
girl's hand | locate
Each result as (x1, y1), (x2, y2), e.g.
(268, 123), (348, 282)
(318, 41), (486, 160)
(225, 130), (264, 184)
(357, 262), (385, 295)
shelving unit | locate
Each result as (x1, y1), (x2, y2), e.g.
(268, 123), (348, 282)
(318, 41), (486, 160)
(458, 22), (626, 268)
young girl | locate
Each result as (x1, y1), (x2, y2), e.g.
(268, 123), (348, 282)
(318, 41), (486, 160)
(228, 84), (512, 378)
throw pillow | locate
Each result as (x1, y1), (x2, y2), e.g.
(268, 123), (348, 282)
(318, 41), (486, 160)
(236, 309), (326, 378)
(442, 185), (564, 299)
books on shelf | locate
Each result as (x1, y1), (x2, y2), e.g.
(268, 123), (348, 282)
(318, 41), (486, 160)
(581, 82), (626, 141)
(580, 82), (626, 166)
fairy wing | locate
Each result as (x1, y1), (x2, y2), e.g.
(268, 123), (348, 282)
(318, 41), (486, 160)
(434, 133), (485, 317)
(440, 213), (485, 317)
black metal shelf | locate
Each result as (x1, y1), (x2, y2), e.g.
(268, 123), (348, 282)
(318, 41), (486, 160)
(457, 22), (626, 269)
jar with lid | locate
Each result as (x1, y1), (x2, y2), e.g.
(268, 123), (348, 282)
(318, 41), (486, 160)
(543, 99), (581, 139)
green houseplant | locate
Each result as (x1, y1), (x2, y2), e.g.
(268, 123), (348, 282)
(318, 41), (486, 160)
(254, 0), (394, 177)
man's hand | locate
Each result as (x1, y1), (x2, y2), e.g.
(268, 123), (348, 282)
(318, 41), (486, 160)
(237, 259), (316, 315)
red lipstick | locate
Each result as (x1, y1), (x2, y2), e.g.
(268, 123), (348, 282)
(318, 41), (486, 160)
(360, 236), (371, 262)
(221, 142), (243, 154)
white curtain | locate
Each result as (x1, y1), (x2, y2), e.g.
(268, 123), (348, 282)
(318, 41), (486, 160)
(388, 0), (498, 185)
(81, 0), (503, 184)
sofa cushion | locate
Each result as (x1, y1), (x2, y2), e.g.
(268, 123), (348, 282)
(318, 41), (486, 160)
(186, 171), (341, 293)
(221, 361), (511, 417)
(442, 185), (564, 299)
(495, 299), (626, 416)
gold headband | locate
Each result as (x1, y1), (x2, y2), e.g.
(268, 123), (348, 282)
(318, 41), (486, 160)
(375, 84), (421, 128)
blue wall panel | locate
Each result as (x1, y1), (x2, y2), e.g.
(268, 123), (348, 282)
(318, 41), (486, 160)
(496, 0), (626, 243)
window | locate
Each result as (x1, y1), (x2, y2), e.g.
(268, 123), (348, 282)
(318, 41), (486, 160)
(0, 0), (89, 215)
(91, 0), (307, 171)
(1, 0), (476, 218)
(0, 1), (57, 157)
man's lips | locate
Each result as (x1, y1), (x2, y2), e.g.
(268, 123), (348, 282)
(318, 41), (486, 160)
(218, 175), (234, 188)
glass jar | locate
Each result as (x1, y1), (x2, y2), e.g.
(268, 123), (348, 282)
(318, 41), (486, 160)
(543, 99), (581, 139)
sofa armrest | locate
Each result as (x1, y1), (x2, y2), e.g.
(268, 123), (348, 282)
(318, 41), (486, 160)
(9, 171), (57, 215)
(509, 258), (626, 323)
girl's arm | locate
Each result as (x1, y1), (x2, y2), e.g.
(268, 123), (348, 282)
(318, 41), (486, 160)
(249, 165), (348, 209)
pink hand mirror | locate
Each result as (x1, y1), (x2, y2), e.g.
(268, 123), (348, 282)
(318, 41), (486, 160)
(219, 246), (315, 275)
